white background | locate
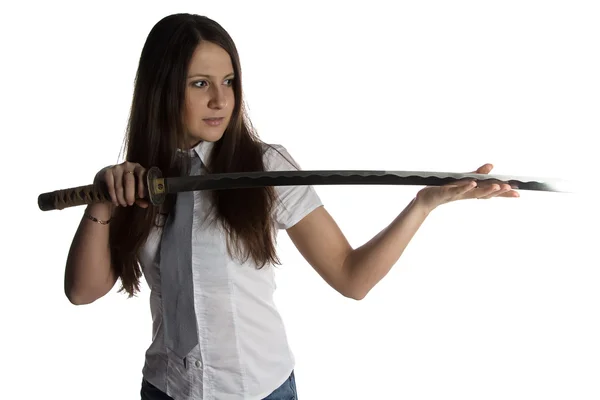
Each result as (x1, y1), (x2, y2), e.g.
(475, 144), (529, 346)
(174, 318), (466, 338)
(1, 1), (599, 399)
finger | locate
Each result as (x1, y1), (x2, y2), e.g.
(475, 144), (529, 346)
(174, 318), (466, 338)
(123, 169), (137, 205)
(480, 183), (518, 199)
(480, 185), (512, 200)
(476, 183), (506, 199)
(449, 180), (478, 197)
(500, 190), (520, 198)
(473, 179), (503, 191)
(135, 165), (147, 199)
(113, 167), (128, 207)
(104, 168), (118, 206)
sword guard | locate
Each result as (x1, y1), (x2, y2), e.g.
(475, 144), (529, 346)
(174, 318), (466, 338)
(146, 166), (166, 206)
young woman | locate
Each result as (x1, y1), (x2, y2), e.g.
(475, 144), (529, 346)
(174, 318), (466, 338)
(64, 13), (518, 400)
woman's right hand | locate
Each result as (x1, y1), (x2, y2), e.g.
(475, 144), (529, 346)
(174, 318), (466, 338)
(94, 162), (149, 208)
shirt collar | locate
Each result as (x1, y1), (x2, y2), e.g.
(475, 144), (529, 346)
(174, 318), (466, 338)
(178, 140), (215, 166)
(192, 140), (214, 165)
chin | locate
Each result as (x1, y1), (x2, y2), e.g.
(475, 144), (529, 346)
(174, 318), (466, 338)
(188, 130), (225, 146)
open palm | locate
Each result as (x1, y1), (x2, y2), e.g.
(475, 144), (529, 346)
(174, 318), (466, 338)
(415, 163), (519, 212)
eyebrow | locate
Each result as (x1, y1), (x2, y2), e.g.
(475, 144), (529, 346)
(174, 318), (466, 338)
(187, 72), (235, 79)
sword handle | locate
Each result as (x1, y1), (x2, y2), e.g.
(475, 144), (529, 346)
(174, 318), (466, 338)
(37, 183), (111, 211)
(37, 167), (166, 211)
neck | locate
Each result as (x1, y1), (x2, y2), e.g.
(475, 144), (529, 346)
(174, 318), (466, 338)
(188, 139), (203, 149)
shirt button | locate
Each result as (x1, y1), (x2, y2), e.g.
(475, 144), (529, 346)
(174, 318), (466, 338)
(195, 360), (202, 368)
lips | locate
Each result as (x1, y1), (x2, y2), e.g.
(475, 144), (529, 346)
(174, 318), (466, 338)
(203, 117), (224, 127)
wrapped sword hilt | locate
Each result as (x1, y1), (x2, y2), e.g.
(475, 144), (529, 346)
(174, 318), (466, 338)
(37, 167), (167, 211)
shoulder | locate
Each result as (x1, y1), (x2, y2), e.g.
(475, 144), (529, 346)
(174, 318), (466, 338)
(260, 143), (302, 171)
(259, 142), (323, 229)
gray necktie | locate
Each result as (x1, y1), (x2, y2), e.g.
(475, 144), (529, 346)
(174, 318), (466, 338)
(159, 154), (200, 359)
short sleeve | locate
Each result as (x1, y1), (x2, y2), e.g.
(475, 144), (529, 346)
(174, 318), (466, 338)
(264, 144), (323, 230)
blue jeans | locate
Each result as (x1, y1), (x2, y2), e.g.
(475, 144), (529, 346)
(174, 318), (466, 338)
(140, 371), (297, 399)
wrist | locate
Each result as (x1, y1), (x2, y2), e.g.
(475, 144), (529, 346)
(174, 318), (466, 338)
(85, 203), (114, 220)
(411, 194), (436, 216)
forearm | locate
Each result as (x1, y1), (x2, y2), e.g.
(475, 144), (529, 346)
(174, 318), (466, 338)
(64, 203), (116, 304)
(344, 197), (431, 299)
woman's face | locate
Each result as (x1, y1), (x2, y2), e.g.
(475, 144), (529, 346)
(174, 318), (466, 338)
(184, 40), (236, 148)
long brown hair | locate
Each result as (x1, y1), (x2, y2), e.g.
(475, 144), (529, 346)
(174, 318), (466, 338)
(109, 13), (280, 297)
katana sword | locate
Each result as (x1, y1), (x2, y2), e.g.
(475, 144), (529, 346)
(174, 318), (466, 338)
(37, 167), (573, 211)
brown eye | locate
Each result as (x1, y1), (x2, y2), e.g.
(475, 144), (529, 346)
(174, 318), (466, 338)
(193, 80), (208, 88)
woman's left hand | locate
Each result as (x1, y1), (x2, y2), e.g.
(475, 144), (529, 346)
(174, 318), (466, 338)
(415, 163), (519, 213)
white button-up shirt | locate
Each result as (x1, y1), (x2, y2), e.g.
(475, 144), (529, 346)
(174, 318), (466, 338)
(138, 141), (323, 400)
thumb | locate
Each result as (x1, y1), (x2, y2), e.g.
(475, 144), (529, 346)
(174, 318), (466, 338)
(135, 199), (150, 208)
(474, 163), (493, 174)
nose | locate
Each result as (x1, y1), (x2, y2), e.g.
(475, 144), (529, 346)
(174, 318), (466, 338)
(208, 86), (227, 110)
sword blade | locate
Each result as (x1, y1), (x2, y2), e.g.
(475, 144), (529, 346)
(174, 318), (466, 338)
(162, 170), (572, 195)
